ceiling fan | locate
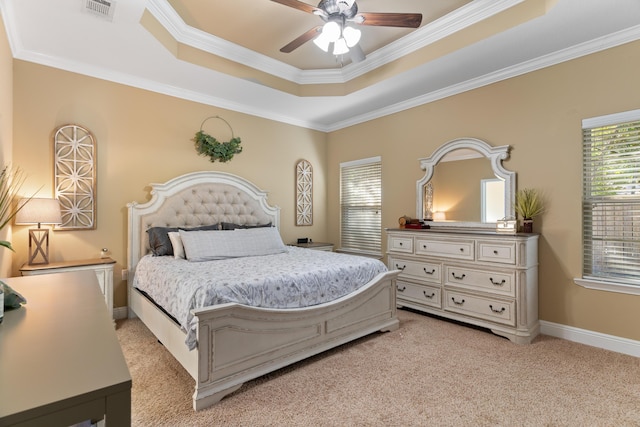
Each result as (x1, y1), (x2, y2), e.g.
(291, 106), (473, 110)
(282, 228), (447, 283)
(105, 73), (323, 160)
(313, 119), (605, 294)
(272, 0), (422, 61)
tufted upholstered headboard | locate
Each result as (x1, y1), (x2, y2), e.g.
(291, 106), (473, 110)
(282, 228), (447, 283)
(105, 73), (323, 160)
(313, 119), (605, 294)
(127, 171), (280, 280)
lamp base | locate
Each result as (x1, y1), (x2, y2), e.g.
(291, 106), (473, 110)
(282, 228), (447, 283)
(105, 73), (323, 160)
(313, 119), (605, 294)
(27, 228), (50, 265)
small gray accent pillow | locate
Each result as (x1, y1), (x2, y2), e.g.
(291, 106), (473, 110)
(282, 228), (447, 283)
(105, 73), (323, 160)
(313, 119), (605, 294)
(147, 226), (178, 256)
(179, 227), (287, 262)
(147, 224), (220, 256)
(221, 222), (272, 230)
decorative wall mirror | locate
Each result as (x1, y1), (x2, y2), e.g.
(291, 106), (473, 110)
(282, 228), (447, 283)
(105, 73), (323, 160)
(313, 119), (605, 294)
(416, 138), (515, 227)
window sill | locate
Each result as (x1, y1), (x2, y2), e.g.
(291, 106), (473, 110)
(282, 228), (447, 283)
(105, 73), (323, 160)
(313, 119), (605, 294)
(574, 278), (640, 296)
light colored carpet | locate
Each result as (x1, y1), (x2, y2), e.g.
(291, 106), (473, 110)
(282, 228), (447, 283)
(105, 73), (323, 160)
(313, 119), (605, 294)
(116, 309), (640, 426)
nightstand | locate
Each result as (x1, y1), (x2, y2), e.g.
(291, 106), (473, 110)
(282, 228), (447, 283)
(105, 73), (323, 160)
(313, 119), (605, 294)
(20, 258), (116, 320)
(291, 242), (334, 251)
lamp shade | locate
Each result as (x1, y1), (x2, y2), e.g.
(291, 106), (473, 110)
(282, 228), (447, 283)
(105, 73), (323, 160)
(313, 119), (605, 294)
(433, 211), (446, 221)
(15, 198), (63, 226)
(343, 26), (361, 47)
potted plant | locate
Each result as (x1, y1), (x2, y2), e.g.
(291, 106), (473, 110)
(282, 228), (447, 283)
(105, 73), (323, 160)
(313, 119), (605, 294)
(0, 165), (31, 320)
(513, 188), (544, 233)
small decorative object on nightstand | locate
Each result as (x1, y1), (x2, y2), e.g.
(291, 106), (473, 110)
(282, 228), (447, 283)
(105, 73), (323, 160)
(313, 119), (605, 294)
(292, 241), (334, 251)
(19, 258), (116, 320)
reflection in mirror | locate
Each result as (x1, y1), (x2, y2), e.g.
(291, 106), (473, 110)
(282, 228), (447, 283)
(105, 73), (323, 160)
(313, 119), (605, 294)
(482, 179), (505, 222)
(416, 138), (515, 227)
(430, 155), (496, 222)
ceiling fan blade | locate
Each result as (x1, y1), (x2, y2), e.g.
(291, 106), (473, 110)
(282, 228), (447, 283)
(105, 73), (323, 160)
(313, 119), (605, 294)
(271, 0), (319, 15)
(356, 12), (422, 28)
(280, 26), (322, 53)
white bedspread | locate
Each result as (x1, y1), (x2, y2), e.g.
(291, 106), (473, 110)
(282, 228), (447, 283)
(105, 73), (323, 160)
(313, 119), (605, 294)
(133, 246), (387, 349)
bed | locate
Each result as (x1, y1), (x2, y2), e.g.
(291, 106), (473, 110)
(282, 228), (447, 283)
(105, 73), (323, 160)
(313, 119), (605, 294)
(127, 171), (400, 410)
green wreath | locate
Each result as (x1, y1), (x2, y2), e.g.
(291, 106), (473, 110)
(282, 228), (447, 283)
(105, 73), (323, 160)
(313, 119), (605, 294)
(193, 116), (243, 163)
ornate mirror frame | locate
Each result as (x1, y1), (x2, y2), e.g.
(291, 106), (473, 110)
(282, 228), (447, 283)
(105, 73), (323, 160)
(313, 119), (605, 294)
(416, 138), (515, 228)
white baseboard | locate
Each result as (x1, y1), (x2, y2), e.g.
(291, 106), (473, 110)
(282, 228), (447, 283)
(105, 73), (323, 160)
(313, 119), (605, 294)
(540, 320), (640, 357)
(113, 306), (128, 320)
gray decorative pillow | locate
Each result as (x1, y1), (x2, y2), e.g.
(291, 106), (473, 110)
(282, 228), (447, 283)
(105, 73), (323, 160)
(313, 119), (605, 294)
(221, 222), (272, 230)
(147, 224), (220, 256)
(180, 224), (220, 232)
(147, 226), (178, 256)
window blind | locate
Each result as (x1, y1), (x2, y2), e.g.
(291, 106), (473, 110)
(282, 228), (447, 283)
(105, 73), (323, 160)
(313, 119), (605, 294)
(582, 115), (640, 285)
(340, 157), (382, 255)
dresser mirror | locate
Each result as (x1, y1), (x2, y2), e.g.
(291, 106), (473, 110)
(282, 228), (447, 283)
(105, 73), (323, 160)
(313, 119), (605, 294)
(416, 138), (515, 227)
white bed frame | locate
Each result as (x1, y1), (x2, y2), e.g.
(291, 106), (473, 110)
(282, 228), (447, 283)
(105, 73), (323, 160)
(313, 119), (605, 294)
(127, 171), (400, 410)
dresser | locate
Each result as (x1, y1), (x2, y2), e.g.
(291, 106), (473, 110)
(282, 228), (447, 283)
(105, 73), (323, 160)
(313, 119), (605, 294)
(20, 258), (115, 320)
(387, 228), (539, 344)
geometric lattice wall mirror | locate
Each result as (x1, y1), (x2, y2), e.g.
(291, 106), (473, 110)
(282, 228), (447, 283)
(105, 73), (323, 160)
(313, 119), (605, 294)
(295, 159), (313, 226)
(53, 124), (97, 230)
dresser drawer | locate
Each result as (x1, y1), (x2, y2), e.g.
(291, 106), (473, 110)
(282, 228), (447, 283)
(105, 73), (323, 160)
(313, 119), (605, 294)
(388, 235), (413, 253)
(477, 241), (516, 265)
(396, 280), (441, 309)
(444, 265), (515, 297)
(415, 238), (474, 261)
(389, 256), (441, 285)
(444, 290), (515, 326)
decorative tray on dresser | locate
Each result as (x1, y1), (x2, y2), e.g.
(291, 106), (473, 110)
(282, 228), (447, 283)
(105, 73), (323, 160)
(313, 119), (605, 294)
(386, 228), (539, 344)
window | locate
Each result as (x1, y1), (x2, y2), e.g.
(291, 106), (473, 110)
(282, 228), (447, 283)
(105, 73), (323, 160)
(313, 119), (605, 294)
(576, 109), (640, 295)
(340, 156), (382, 256)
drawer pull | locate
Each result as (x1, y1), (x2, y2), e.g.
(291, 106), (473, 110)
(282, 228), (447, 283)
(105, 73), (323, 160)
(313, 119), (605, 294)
(451, 297), (465, 306)
(459, 248), (465, 252)
(489, 278), (506, 286)
(489, 304), (506, 314)
(422, 244), (427, 249)
(423, 268), (436, 275)
(398, 242), (403, 246)
(493, 250), (498, 255)
(395, 264), (406, 271)
(451, 272), (466, 280)
(397, 285), (406, 292)
(423, 291), (435, 299)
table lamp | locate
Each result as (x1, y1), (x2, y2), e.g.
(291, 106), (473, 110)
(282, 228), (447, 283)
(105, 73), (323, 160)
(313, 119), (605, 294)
(15, 198), (63, 265)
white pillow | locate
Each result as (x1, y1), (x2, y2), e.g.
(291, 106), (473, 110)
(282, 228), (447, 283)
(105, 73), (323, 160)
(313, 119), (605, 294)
(168, 231), (185, 259)
(179, 227), (287, 262)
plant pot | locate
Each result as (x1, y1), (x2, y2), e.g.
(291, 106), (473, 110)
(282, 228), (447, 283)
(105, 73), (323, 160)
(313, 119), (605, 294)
(522, 218), (533, 233)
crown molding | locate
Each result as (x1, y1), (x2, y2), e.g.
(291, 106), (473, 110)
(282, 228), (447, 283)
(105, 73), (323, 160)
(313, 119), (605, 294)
(5, 0), (640, 133)
(325, 24), (640, 132)
(146, 0), (526, 85)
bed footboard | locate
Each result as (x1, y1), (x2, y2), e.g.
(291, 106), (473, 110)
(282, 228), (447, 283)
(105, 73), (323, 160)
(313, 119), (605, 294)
(191, 270), (400, 410)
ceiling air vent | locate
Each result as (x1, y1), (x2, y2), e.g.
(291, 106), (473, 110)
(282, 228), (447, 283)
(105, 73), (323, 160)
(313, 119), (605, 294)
(83, 0), (116, 22)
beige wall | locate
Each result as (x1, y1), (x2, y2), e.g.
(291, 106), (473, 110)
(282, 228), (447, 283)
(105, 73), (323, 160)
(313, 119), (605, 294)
(11, 62), (328, 308)
(7, 30), (640, 341)
(328, 39), (640, 341)
(0, 17), (13, 276)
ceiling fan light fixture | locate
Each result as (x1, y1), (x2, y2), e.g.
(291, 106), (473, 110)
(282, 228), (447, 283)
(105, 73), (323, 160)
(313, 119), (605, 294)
(343, 26), (361, 47)
(313, 33), (331, 52)
(333, 37), (349, 55)
(321, 21), (341, 43)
